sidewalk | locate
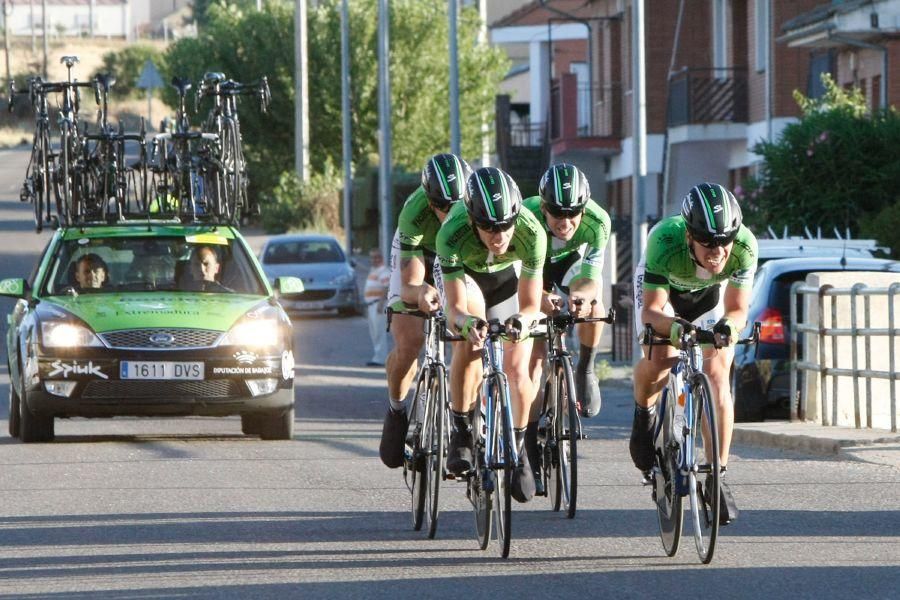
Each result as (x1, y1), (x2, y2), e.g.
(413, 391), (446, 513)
(599, 362), (900, 470)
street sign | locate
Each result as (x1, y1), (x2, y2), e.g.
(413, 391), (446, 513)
(136, 59), (164, 90)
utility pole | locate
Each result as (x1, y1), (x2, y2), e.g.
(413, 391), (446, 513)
(31, 0), (36, 52)
(449, 0), (460, 156)
(479, 0), (490, 167)
(41, 0), (47, 79)
(341, 0), (353, 255)
(631, 0), (647, 362)
(377, 0), (392, 260)
(3, 1), (11, 86)
(294, 0), (309, 181)
(89, 0), (95, 37)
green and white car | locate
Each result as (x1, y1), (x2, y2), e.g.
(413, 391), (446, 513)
(1, 223), (305, 443)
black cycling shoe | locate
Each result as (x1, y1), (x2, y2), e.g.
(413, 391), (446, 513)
(719, 480), (739, 525)
(629, 404), (657, 472)
(576, 369), (602, 418)
(511, 451), (536, 503)
(446, 428), (474, 475)
(525, 423), (544, 495)
(378, 406), (408, 469)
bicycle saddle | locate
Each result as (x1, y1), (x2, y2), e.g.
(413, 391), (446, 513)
(202, 72), (226, 85)
(171, 76), (192, 95)
(60, 55), (80, 68)
(94, 73), (116, 92)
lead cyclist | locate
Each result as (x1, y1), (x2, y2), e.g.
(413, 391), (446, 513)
(629, 182), (758, 525)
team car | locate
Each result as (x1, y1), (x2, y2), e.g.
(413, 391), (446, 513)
(1, 223), (305, 443)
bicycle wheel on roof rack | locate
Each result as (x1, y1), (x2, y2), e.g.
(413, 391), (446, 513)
(219, 120), (241, 223)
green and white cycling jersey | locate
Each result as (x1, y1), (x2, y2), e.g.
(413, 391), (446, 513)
(523, 196), (611, 290)
(436, 201), (546, 281)
(397, 186), (442, 260)
(641, 216), (757, 293)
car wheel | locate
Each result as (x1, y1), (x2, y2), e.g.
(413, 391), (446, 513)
(8, 378), (21, 438)
(241, 414), (262, 436)
(732, 365), (765, 422)
(337, 306), (357, 318)
(257, 406), (295, 440)
(19, 389), (54, 443)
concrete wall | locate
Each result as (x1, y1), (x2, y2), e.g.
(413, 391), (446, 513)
(802, 272), (900, 431)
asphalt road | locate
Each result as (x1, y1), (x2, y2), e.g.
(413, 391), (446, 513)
(0, 147), (898, 598)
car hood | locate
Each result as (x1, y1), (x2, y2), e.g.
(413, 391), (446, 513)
(39, 293), (266, 333)
(262, 263), (353, 285)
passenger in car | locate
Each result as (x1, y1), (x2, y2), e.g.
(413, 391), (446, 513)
(187, 245), (231, 292)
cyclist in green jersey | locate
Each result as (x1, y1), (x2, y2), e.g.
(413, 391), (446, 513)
(379, 153), (471, 469)
(429, 166), (546, 503)
(522, 163), (611, 495)
(629, 182), (757, 525)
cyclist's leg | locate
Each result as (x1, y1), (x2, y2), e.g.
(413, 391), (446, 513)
(630, 263), (677, 473)
(526, 339), (547, 493)
(446, 275), (486, 475)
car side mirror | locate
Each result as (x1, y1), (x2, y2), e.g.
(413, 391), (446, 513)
(274, 276), (304, 299)
(349, 259), (357, 268)
(0, 278), (29, 300)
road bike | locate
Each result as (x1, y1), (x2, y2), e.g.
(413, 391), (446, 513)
(464, 318), (522, 558)
(197, 72), (270, 223)
(533, 302), (615, 518)
(388, 309), (462, 539)
(642, 321), (759, 564)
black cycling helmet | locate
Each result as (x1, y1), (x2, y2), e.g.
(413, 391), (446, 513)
(681, 182), (742, 246)
(464, 167), (522, 232)
(421, 153), (471, 210)
(539, 163), (590, 217)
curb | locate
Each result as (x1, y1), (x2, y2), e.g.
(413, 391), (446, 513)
(732, 427), (900, 456)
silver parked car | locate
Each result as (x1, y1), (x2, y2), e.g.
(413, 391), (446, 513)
(260, 234), (360, 317)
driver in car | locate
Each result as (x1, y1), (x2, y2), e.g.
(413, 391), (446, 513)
(74, 254), (109, 291)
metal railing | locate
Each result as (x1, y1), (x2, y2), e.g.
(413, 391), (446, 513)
(549, 80), (622, 140)
(790, 282), (900, 432)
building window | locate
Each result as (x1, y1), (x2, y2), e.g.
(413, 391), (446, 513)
(712, 0), (729, 74)
(807, 50), (834, 99)
(755, 0), (768, 73)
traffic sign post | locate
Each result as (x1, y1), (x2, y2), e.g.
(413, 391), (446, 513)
(136, 59), (164, 130)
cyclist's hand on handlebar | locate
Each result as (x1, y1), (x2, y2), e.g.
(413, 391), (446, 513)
(541, 291), (563, 315)
(568, 295), (594, 318)
(504, 313), (537, 343)
(458, 315), (487, 348)
(669, 318), (694, 348)
(418, 285), (441, 314)
(713, 317), (738, 348)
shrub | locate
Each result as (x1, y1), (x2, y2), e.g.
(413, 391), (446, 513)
(92, 45), (167, 99)
(260, 163), (343, 234)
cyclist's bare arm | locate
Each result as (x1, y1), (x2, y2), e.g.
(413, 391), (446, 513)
(444, 276), (485, 346)
(641, 286), (675, 339)
(398, 254), (434, 310)
(722, 284), (750, 330)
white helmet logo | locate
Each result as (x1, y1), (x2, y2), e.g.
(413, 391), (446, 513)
(713, 204), (723, 213)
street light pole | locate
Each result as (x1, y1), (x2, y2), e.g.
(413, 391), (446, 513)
(294, 0), (309, 181)
(41, 0), (47, 79)
(449, 0), (460, 156)
(631, 0), (648, 363)
(377, 0), (392, 260)
(341, 0), (353, 255)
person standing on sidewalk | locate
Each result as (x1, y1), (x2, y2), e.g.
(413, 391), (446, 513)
(364, 248), (391, 367)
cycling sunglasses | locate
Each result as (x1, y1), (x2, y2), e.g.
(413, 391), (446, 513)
(474, 219), (515, 233)
(543, 204), (584, 220)
(691, 235), (733, 249)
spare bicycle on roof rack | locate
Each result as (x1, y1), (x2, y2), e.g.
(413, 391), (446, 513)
(10, 58), (270, 231)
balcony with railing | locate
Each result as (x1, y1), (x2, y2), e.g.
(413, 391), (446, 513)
(549, 73), (622, 156)
(667, 67), (749, 127)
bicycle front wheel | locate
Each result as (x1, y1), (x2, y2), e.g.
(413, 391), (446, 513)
(471, 391), (491, 550)
(688, 372), (720, 564)
(491, 378), (512, 558)
(410, 370), (429, 531)
(558, 359), (579, 518)
(425, 367), (447, 539)
(654, 387), (683, 557)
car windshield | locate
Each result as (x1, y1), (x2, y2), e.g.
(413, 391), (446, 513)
(42, 235), (267, 295)
(263, 240), (345, 264)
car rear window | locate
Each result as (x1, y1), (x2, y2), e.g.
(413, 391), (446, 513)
(263, 240), (345, 264)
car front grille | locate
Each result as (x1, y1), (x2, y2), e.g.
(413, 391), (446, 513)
(296, 289), (336, 302)
(82, 380), (242, 399)
(99, 329), (222, 349)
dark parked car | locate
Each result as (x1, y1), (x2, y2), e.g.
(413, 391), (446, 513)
(259, 234), (360, 317)
(732, 256), (900, 421)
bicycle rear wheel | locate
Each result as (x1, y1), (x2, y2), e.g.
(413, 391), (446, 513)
(410, 370), (429, 531)
(425, 368), (447, 539)
(220, 120), (241, 223)
(491, 378), (512, 558)
(654, 387), (683, 556)
(688, 372), (720, 564)
(471, 389), (491, 550)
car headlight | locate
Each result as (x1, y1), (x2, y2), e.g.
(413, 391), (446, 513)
(220, 305), (282, 349)
(330, 273), (355, 286)
(41, 321), (103, 348)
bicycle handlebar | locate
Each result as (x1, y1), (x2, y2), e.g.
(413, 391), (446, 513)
(154, 132), (219, 142)
(642, 321), (761, 350)
(384, 307), (465, 341)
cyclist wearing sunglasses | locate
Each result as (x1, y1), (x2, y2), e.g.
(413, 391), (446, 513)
(379, 153), (472, 469)
(434, 166), (546, 503)
(629, 182), (757, 525)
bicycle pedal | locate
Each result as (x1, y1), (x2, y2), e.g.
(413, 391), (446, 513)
(640, 471), (654, 486)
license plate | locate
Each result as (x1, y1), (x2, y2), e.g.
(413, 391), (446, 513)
(298, 301), (326, 310)
(120, 361), (204, 380)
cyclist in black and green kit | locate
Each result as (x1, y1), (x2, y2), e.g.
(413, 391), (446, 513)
(379, 153), (471, 469)
(426, 166), (546, 503)
(629, 182), (757, 525)
(522, 163), (611, 494)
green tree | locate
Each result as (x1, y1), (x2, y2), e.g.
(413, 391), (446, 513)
(92, 45), (167, 99)
(740, 75), (900, 244)
(192, 0), (257, 30)
(166, 0), (508, 223)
